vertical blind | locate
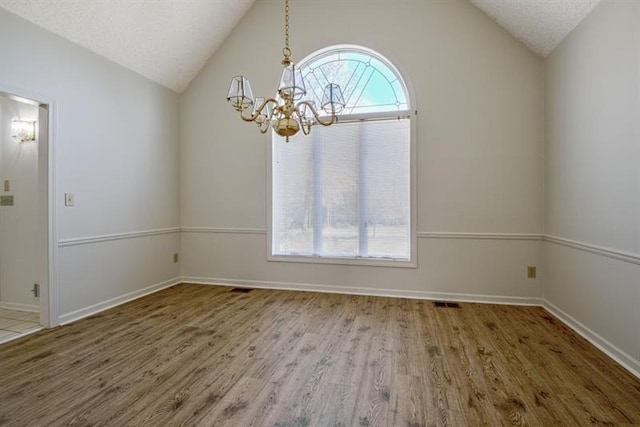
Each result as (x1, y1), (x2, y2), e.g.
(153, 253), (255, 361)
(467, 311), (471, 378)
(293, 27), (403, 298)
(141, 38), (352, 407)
(272, 118), (410, 259)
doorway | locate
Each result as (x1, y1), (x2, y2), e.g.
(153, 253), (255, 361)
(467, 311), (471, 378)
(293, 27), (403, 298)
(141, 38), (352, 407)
(0, 90), (53, 342)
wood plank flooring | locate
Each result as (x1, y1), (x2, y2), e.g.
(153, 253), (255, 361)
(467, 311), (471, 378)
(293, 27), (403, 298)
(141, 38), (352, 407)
(0, 283), (639, 426)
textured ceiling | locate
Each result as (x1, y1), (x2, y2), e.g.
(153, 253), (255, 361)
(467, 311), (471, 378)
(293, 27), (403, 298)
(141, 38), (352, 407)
(469, 0), (600, 57)
(0, 0), (600, 92)
(0, 0), (256, 93)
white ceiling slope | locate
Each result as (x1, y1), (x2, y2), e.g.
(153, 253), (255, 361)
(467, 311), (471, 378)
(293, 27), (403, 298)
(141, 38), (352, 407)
(0, 1), (600, 92)
(469, 0), (600, 57)
(0, 0), (256, 93)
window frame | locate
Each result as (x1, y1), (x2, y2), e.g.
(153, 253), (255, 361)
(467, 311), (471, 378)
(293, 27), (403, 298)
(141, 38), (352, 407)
(266, 45), (417, 268)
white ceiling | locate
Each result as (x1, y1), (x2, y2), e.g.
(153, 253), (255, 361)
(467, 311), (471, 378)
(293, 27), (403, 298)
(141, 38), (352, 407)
(0, 0), (599, 93)
(0, 0), (256, 93)
(470, 0), (600, 57)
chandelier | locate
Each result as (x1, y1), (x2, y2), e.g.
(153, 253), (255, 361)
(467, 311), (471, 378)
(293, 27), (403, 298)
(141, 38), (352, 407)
(226, 0), (344, 142)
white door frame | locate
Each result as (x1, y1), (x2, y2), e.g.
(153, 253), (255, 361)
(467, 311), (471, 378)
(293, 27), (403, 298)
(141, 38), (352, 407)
(0, 84), (58, 327)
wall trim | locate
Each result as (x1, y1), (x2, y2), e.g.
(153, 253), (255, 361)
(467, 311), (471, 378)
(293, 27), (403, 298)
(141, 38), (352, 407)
(0, 302), (39, 313)
(181, 276), (543, 306)
(58, 277), (180, 325)
(418, 232), (543, 240)
(182, 227), (543, 241)
(181, 227), (267, 235)
(543, 300), (640, 379)
(179, 229), (640, 267)
(57, 227), (181, 248)
(544, 234), (640, 266)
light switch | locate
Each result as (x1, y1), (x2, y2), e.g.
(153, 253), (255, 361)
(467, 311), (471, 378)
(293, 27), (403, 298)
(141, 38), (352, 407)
(65, 193), (74, 206)
(3, 180), (9, 192)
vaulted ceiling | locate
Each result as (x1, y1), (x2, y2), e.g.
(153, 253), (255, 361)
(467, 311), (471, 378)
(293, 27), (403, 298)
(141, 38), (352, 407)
(469, 0), (600, 56)
(0, 0), (256, 92)
(0, 0), (600, 93)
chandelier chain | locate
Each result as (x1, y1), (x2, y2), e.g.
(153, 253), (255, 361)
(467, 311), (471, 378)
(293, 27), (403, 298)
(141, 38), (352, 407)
(284, 0), (289, 51)
(282, 0), (291, 64)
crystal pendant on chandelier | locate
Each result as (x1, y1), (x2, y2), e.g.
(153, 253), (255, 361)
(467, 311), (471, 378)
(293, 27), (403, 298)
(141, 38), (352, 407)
(227, 76), (254, 111)
(298, 101), (316, 123)
(252, 97), (269, 124)
(321, 83), (345, 114)
(226, 0), (343, 141)
(278, 62), (306, 100)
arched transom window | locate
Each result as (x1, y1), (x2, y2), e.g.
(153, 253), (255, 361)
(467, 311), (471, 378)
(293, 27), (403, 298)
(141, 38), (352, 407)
(299, 46), (410, 116)
(270, 45), (415, 266)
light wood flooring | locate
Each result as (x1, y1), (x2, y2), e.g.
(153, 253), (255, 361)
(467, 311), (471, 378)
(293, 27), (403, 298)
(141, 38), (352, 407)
(0, 284), (639, 426)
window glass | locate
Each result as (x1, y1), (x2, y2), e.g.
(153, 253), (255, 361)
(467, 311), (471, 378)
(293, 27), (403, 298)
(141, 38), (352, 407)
(299, 48), (409, 116)
(273, 119), (410, 259)
(271, 46), (413, 263)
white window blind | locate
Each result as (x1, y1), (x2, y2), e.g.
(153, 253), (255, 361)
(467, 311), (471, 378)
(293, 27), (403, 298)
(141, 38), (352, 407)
(272, 118), (411, 260)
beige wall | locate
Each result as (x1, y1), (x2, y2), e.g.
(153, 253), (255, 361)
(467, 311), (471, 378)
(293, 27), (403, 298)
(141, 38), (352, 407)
(181, 0), (545, 301)
(0, 8), (181, 323)
(544, 0), (640, 373)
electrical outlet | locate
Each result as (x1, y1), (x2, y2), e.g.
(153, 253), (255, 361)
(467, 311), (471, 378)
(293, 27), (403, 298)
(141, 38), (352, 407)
(173, 253), (179, 263)
(31, 283), (40, 299)
(527, 266), (537, 279)
(65, 193), (74, 206)
(0, 195), (14, 206)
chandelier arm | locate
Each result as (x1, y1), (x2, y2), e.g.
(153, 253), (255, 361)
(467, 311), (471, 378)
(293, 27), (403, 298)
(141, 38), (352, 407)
(294, 108), (312, 135)
(259, 122), (270, 134)
(292, 106), (312, 135)
(296, 100), (338, 127)
(315, 114), (337, 127)
(239, 98), (279, 122)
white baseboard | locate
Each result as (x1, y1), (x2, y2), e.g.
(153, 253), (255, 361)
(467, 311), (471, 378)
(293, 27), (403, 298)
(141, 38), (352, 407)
(0, 302), (39, 313)
(58, 277), (181, 325)
(181, 276), (543, 306)
(543, 300), (639, 379)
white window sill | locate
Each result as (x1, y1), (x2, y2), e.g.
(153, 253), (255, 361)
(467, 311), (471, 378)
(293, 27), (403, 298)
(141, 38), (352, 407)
(267, 254), (417, 268)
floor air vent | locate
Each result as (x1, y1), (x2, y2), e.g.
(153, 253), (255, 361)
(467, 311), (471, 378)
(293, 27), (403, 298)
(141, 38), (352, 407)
(433, 301), (460, 308)
(230, 288), (253, 293)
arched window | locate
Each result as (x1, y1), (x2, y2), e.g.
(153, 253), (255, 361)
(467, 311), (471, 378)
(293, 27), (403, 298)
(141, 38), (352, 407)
(270, 45), (415, 265)
(298, 46), (410, 116)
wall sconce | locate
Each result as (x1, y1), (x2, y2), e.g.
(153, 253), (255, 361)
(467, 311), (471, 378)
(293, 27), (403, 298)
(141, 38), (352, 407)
(11, 118), (37, 143)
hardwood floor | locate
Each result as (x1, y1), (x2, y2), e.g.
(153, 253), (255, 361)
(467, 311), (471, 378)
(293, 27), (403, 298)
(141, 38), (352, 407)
(0, 284), (639, 426)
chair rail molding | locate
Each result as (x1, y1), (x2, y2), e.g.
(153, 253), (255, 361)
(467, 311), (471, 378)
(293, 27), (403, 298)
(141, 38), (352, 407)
(544, 234), (640, 266)
(58, 227), (181, 247)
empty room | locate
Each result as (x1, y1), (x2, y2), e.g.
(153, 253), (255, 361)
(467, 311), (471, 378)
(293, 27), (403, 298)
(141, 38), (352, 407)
(0, 0), (639, 425)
